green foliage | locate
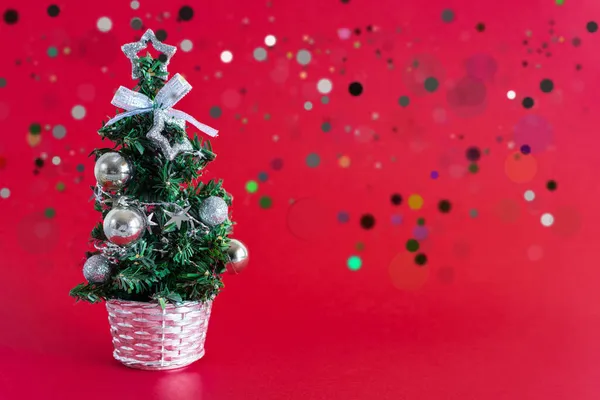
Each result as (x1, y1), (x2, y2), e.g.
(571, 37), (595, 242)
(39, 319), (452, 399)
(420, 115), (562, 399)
(70, 55), (232, 305)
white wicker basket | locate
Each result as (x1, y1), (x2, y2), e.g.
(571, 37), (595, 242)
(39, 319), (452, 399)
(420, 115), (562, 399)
(106, 299), (212, 370)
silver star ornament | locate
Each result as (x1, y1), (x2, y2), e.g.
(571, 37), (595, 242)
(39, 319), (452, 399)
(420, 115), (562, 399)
(146, 212), (158, 234)
(121, 29), (177, 80)
(164, 206), (191, 230)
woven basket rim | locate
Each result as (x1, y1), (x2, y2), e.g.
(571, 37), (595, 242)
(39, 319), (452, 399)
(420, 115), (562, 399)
(106, 299), (210, 307)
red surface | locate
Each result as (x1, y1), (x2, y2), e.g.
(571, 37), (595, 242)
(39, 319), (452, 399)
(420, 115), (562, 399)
(1, 0), (600, 398)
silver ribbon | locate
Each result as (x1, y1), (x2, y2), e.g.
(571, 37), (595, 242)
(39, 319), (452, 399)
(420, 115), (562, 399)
(104, 73), (218, 160)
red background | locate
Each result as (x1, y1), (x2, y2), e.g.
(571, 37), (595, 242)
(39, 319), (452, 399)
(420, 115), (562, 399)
(1, 0), (600, 398)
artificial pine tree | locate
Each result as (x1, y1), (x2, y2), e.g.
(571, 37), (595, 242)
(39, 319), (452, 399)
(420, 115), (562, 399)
(69, 30), (248, 370)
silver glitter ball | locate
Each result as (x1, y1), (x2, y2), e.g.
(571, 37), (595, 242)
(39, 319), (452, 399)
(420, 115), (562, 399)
(226, 239), (249, 274)
(103, 207), (146, 246)
(83, 255), (112, 283)
(94, 152), (133, 191)
(198, 196), (229, 226)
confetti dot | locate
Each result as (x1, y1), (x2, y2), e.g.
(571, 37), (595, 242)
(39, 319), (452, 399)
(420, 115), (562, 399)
(253, 47), (267, 62)
(3, 9), (18, 24)
(555, 0), (565, 4)
(0, 78), (5, 88)
(438, 199), (452, 213)
(475, 22), (485, 32)
(97, 17), (113, 32)
(76, 164), (85, 173)
(524, 190), (535, 201)
(469, 209), (478, 218)
(56, 182), (65, 192)
(348, 82), (363, 96)
(306, 153), (320, 168)
(178, 5), (194, 21)
(259, 196), (272, 209)
(52, 156), (61, 165)
(360, 214), (376, 230)
(258, 172), (268, 182)
(587, 21), (598, 33)
(45, 208), (56, 218)
(541, 213), (554, 227)
(408, 194), (424, 210)
(417, 218), (426, 226)
(130, 17), (143, 30)
(130, 1), (140, 10)
(522, 97), (534, 109)
(47, 47), (58, 58)
(179, 39), (193, 52)
(35, 158), (44, 168)
(29, 123), (42, 135)
(220, 51), (233, 63)
(271, 158), (283, 170)
(209, 106), (222, 119)
(424, 77), (439, 92)
(441, 9), (455, 23)
(155, 29), (167, 41)
(406, 239), (419, 252)
(505, 152), (537, 183)
(321, 96), (330, 104)
(338, 155), (351, 168)
(572, 37), (582, 47)
(304, 101), (313, 111)
(71, 105), (86, 120)
(540, 79), (554, 93)
(296, 49), (312, 65)
(246, 180), (258, 193)
(338, 211), (350, 223)
(398, 96), (410, 107)
(391, 193), (402, 206)
(414, 253), (428, 266)
(265, 35), (277, 47)
(465, 146), (481, 162)
(507, 90), (516, 99)
(321, 122), (332, 133)
(431, 171), (439, 179)
(391, 214), (403, 225)
(317, 78), (333, 94)
(546, 180), (557, 191)
(347, 255), (362, 271)
(47, 5), (60, 17)
(0, 188), (10, 198)
(52, 125), (66, 139)
(520, 144), (531, 155)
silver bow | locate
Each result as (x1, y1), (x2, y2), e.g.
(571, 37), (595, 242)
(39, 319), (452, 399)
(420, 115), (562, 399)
(104, 73), (218, 160)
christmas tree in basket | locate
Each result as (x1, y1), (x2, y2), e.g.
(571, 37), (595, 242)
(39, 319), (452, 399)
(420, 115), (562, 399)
(70, 30), (249, 371)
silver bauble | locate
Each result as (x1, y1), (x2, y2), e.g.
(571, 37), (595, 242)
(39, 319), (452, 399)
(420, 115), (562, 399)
(103, 207), (146, 246)
(198, 196), (229, 226)
(83, 255), (112, 283)
(226, 239), (249, 274)
(94, 152), (133, 191)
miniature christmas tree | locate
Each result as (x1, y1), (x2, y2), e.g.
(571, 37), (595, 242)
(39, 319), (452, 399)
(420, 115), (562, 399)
(70, 30), (248, 307)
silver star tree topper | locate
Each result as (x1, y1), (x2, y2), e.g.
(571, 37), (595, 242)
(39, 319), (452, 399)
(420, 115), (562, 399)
(121, 29), (177, 80)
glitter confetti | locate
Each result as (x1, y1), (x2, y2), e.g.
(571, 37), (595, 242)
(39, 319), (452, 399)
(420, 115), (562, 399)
(424, 77), (439, 92)
(71, 105), (86, 120)
(296, 49), (312, 65)
(414, 253), (427, 266)
(347, 256), (362, 271)
(408, 194), (424, 210)
(130, 1), (140, 10)
(220, 51), (233, 63)
(360, 214), (375, 229)
(209, 106), (222, 118)
(304, 101), (313, 111)
(541, 213), (554, 227)
(321, 122), (332, 132)
(45, 208), (56, 218)
(246, 180), (258, 193)
(0, 188), (10, 199)
(391, 194), (402, 206)
(265, 35), (277, 47)
(338, 155), (350, 168)
(178, 6), (194, 21)
(546, 180), (557, 191)
(317, 78), (333, 94)
(438, 200), (452, 213)
(258, 172), (268, 182)
(522, 97), (534, 109)
(337, 211), (350, 223)
(398, 96), (410, 107)
(47, 5), (60, 17)
(253, 47), (268, 61)
(441, 9), (455, 23)
(406, 239), (419, 252)
(180, 39), (193, 52)
(3, 9), (18, 24)
(97, 17), (113, 32)
(391, 215), (403, 225)
(47, 47), (58, 58)
(52, 125), (66, 139)
(348, 82), (363, 96)
(524, 190), (535, 201)
(540, 79), (554, 93)
(507, 90), (516, 99)
(306, 153), (320, 168)
(259, 196), (273, 209)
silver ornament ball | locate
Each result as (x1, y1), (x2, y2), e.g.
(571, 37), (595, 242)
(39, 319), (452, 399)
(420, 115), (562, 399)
(103, 207), (146, 246)
(83, 255), (112, 283)
(226, 239), (249, 274)
(94, 152), (133, 191)
(198, 196), (229, 226)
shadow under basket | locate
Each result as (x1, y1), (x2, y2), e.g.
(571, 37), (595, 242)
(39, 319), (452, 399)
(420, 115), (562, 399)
(106, 299), (213, 370)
